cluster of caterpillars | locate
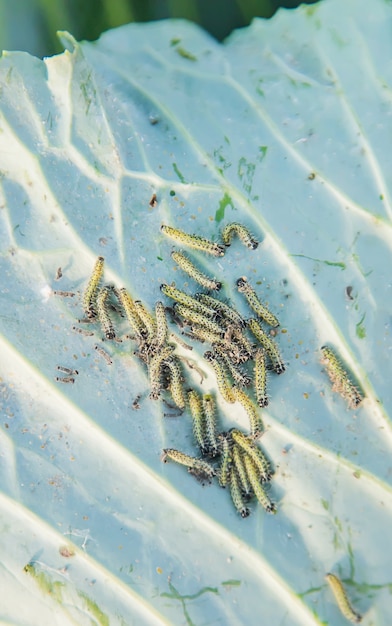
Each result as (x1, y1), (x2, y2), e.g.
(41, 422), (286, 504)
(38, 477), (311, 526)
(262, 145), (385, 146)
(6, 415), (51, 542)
(162, 409), (276, 517)
(76, 220), (364, 518)
(77, 222), (283, 518)
(157, 223), (285, 516)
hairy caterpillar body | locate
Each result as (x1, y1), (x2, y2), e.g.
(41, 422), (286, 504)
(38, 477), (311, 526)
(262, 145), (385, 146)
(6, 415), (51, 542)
(161, 224), (225, 257)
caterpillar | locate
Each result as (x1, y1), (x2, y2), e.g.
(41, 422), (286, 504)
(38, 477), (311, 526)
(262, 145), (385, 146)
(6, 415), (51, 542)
(173, 304), (225, 336)
(148, 344), (175, 400)
(226, 325), (254, 363)
(217, 433), (232, 487)
(187, 325), (226, 347)
(96, 286), (116, 340)
(154, 301), (169, 350)
(171, 251), (222, 291)
(161, 448), (216, 481)
(221, 222), (259, 250)
(229, 466), (250, 518)
(115, 287), (147, 341)
(160, 284), (216, 318)
(165, 357), (186, 409)
(325, 573), (362, 624)
(254, 348), (268, 407)
(247, 318), (285, 374)
(214, 346), (252, 387)
(187, 389), (207, 454)
(320, 346), (363, 409)
(134, 300), (157, 341)
(203, 351), (235, 403)
(231, 386), (264, 438)
(236, 276), (279, 328)
(202, 394), (219, 457)
(243, 454), (276, 513)
(161, 224), (226, 257)
(232, 443), (252, 498)
(196, 294), (246, 328)
(82, 256), (104, 319)
(230, 429), (272, 482)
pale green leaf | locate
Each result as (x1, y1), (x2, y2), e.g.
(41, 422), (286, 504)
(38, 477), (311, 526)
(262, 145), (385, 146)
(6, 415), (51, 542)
(0, 0), (391, 624)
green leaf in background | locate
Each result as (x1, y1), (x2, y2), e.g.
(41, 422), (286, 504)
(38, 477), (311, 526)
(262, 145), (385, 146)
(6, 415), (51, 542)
(0, 0), (391, 623)
(0, 0), (298, 57)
